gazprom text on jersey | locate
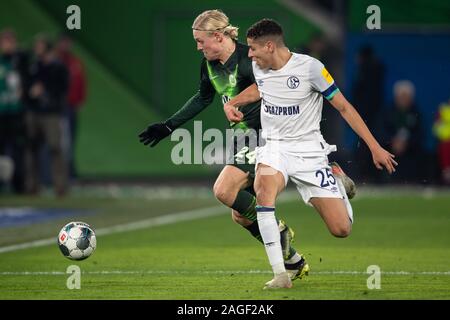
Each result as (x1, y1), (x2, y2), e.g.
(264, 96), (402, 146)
(263, 104), (300, 116)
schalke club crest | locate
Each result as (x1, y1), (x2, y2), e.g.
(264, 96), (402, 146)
(287, 76), (300, 89)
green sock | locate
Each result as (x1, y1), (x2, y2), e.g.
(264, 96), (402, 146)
(245, 220), (263, 243)
(287, 247), (297, 260)
(231, 189), (257, 221)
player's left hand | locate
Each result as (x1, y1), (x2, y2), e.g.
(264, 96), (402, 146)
(138, 122), (173, 147)
(372, 146), (398, 174)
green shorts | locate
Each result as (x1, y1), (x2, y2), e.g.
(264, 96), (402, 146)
(227, 129), (258, 181)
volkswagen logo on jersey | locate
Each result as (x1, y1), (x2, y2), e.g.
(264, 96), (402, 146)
(229, 74), (237, 87)
(287, 76), (300, 89)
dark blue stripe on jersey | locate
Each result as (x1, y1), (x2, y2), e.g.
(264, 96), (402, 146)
(321, 83), (339, 99)
(255, 206), (275, 212)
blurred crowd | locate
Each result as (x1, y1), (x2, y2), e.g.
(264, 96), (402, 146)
(1, 28), (448, 196)
(351, 45), (449, 186)
(0, 29), (86, 196)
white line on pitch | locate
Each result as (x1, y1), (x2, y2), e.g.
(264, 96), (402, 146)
(0, 205), (226, 254)
(0, 192), (309, 255)
(0, 270), (449, 276)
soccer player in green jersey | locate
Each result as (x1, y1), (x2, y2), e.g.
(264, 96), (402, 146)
(139, 10), (308, 280)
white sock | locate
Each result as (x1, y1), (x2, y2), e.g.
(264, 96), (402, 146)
(256, 206), (285, 275)
(336, 178), (354, 223)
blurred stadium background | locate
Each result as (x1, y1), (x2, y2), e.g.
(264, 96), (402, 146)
(0, 0), (449, 300)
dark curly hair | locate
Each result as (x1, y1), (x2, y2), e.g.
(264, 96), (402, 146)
(246, 19), (284, 44)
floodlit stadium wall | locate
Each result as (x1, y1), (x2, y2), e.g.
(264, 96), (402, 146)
(29, 0), (318, 178)
(2, 0), (448, 179)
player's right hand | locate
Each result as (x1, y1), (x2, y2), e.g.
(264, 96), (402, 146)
(224, 103), (244, 123)
(372, 146), (398, 174)
(138, 122), (173, 147)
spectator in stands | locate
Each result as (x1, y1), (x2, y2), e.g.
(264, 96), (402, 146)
(352, 45), (385, 183)
(57, 34), (87, 180)
(384, 80), (423, 184)
(433, 99), (450, 185)
(25, 36), (69, 196)
(0, 29), (28, 193)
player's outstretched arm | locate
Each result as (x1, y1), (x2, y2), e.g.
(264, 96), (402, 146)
(329, 91), (398, 174)
(139, 89), (215, 148)
(139, 59), (216, 148)
(138, 122), (173, 147)
(223, 83), (260, 122)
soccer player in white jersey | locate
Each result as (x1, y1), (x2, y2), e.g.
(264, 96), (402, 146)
(223, 19), (398, 289)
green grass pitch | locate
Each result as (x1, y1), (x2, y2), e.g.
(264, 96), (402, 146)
(0, 188), (449, 299)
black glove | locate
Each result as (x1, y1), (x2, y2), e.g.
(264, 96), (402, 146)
(138, 122), (173, 147)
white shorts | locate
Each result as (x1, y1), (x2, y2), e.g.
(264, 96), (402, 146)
(255, 141), (343, 205)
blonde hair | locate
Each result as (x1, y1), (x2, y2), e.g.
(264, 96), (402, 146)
(192, 10), (239, 40)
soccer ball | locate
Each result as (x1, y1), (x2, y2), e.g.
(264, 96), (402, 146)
(58, 221), (97, 260)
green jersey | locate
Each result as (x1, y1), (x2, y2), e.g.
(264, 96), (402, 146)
(166, 42), (261, 132)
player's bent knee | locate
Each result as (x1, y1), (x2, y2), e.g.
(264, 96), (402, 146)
(213, 182), (230, 203)
(255, 188), (275, 207)
(330, 222), (352, 238)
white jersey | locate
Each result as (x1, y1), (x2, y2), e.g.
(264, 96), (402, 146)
(253, 53), (339, 154)
(253, 52), (353, 221)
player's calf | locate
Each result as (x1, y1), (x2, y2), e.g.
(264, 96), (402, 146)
(310, 197), (352, 238)
(231, 210), (253, 227)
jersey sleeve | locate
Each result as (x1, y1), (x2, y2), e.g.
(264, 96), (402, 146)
(309, 58), (340, 100)
(166, 60), (216, 129)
